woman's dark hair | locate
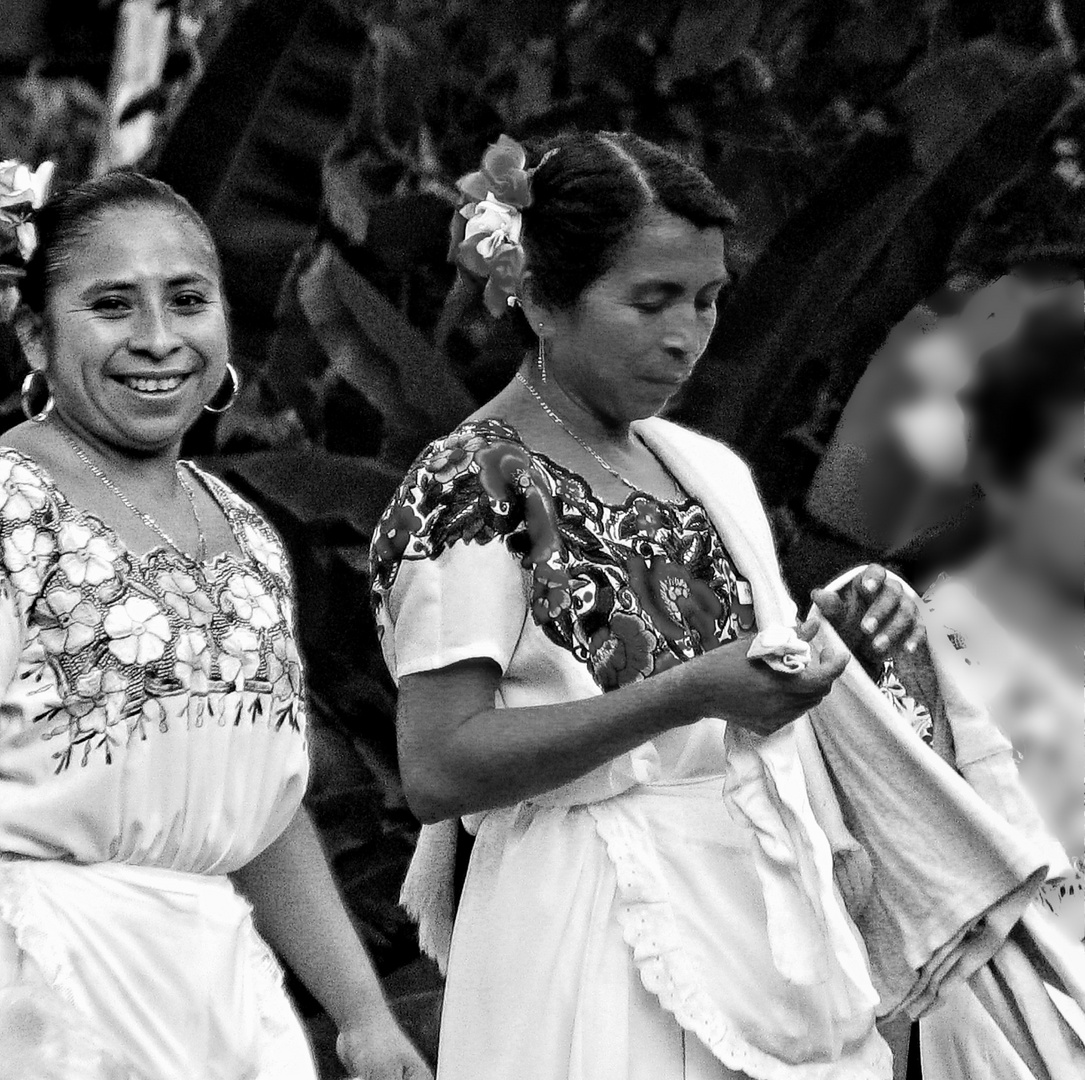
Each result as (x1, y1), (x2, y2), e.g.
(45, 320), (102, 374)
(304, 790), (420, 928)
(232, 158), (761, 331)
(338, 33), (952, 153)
(519, 131), (737, 311)
(20, 171), (219, 316)
(964, 300), (1082, 485)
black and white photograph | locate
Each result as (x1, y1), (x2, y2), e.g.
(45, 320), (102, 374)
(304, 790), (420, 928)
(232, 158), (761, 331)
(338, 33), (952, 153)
(0, 2), (1082, 1078)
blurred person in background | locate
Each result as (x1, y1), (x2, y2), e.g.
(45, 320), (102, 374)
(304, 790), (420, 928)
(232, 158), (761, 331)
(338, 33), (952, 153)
(917, 292), (1085, 1079)
(0, 169), (430, 1080)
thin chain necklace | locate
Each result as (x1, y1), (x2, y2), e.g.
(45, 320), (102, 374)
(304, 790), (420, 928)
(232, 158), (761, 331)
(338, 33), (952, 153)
(54, 424), (207, 561)
(515, 372), (680, 498)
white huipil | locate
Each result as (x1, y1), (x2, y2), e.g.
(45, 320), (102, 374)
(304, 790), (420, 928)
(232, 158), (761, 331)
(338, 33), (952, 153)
(0, 448), (315, 1080)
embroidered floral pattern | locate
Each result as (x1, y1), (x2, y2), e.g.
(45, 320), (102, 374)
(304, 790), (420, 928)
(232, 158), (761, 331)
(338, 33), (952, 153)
(0, 457), (48, 521)
(877, 660), (934, 744)
(0, 448), (306, 771)
(371, 419), (751, 692)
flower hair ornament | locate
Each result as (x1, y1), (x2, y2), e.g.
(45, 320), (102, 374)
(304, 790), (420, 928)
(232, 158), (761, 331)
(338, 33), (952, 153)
(450, 135), (556, 318)
(0, 159), (55, 324)
(0, 159), (55, 266)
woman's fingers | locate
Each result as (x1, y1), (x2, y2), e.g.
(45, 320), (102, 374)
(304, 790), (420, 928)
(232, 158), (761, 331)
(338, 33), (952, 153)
(796, 614), (821, 642)
(901, 623), (926, 656)
(809, 586), (844, 622)
(857, 563), (887, 598)
(815, 645), (849, 682)
(869, 598), (920, 656)
(797, 645), (848, 705)
(857, 576), (902, 640)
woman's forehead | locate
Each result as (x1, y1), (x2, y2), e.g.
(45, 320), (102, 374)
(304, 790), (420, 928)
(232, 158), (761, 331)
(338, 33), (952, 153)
(62, 204), (218, 281)
(608, 212), (728, 283)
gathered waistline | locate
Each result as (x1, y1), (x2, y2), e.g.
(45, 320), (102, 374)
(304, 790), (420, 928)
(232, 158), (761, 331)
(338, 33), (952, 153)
(0, 855), (240, 901)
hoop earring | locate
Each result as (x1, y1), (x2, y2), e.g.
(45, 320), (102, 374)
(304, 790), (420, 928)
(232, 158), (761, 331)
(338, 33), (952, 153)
(203, 362), (240, 414)
(536, 332), (547, 384)
(20, 370), (54, 423)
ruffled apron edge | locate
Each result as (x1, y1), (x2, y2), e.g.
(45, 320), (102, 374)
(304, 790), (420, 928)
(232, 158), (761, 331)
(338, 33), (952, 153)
(0, 859), (80, 1005)
(0, 858), (300, 1072)
(587, 801), (893, 1080)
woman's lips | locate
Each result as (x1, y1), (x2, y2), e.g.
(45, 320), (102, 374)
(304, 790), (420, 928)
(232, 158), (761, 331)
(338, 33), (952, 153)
(115, 373), (192, 394)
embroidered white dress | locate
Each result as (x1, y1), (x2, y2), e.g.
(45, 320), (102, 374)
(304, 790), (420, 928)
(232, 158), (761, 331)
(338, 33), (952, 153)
(0, 448), (316, 1080)
(371, 419), (891, 1080)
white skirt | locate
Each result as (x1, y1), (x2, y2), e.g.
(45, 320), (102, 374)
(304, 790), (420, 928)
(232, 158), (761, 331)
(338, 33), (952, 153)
(0, 858), (316, 1080)
(437, 779), (891, 1080)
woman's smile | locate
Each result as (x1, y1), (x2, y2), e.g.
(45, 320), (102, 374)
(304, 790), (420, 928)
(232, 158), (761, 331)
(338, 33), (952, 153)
(37, 204), (229, 455)
(113, 371), (197, 396)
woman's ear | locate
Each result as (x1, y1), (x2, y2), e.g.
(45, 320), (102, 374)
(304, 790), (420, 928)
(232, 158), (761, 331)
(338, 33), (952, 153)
(519, 272), (557, 341)
(13, 308), (48, 372)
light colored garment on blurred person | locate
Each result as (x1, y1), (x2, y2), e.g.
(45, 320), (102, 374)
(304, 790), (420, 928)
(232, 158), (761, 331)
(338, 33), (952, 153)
(917, 294), (1085, 1079)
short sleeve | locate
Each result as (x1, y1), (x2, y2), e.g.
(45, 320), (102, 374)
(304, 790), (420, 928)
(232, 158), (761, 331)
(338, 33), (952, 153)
(0, 451), (58, 615)
(370, 424), (553, 683)
(379, 541), (530, 681)
(0, 576), (24, 700)
(0, 450), (56, 700)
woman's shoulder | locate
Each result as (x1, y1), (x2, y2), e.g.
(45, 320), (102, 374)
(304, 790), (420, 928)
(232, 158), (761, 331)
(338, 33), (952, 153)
(0, 441), (58, 490)
(0, 445), (66, 605)
(0, 443), (63, 525)
(371, 418), (560, 586)
(635, 417), (755, 478)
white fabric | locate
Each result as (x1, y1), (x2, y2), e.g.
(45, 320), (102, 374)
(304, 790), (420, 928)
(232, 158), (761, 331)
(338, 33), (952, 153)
(802, 567), (1056, 1019)
(385, 419), (891, 1079)
(0, 450), (315, 1080)
(389, 417), (1058, 1079)
(0, 860), (315, 1080)
(914, 580), (1085, 1080)
(746, 626), (812, 673)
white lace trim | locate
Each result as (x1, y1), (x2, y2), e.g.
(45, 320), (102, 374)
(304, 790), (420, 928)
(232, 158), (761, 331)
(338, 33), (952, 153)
(0, 859), (80, 1006)
(588, 804), (893, 1080)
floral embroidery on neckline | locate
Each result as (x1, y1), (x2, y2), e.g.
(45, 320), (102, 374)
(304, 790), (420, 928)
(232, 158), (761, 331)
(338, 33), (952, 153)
(371, 419), (754, 693)
(0, 448), (305, 771)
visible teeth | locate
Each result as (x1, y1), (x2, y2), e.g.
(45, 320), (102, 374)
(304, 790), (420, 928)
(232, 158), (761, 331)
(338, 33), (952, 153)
(122, 375), (184, 393)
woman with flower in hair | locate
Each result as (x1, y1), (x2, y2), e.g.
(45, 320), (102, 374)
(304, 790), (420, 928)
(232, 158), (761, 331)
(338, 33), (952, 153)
(370, 132), (1062, 1079)
(0, 168), (430, 1079)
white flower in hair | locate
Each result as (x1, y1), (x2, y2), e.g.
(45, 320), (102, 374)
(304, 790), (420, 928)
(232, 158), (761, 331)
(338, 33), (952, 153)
(464, 193), (523, 258)
(0, 159), (56, 262)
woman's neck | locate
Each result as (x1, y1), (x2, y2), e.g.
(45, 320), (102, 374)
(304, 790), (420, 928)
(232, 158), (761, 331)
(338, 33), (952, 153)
(50, 414), (182, 493)
(517, 361), (635, 452)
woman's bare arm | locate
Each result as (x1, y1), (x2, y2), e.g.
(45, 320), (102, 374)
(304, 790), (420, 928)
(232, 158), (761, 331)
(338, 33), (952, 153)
(397, 633), (846, 822)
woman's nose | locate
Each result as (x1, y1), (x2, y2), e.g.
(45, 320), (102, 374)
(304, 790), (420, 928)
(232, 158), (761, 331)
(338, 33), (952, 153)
(128, 304), (183, 358)
(662, 307), (705, 360)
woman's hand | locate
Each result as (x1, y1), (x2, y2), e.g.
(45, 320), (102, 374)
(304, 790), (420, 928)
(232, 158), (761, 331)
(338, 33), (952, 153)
(337, 1015), (433, 1080)
(694, 626), (849, 737)
(810, 564), (925, 674)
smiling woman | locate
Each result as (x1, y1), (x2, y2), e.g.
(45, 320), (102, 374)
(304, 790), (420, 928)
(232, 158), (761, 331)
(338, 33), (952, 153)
(0, 173), (431, 1080)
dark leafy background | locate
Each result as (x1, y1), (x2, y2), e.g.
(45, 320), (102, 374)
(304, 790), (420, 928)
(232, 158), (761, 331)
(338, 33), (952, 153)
(1, 0), (1082, 1073)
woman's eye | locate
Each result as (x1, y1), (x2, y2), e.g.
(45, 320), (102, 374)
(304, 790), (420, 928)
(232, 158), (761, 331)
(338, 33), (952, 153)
(634, 299), (667, 314)
(91, 297), (129, 314)
(173, 292), (209, 309)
